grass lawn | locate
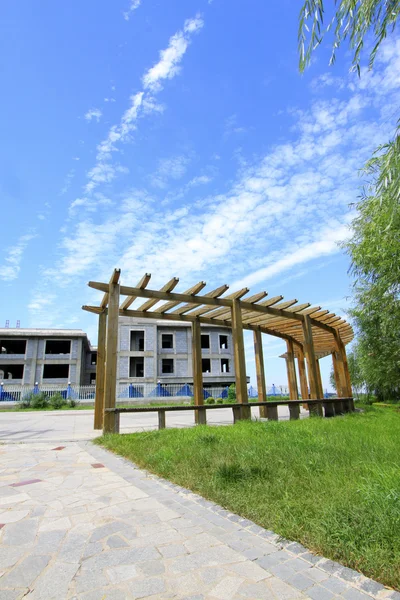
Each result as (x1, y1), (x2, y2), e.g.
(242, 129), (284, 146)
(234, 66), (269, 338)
(96, 405), (400, 590)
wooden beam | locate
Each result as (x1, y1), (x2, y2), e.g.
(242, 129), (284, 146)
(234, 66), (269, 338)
(118, 308), (301, 347)
(94, 311), (107, 430)
(90, 280), (342, 339)
(188, 287), (251, 319)
(253, 330), (267, 418)
(99, 268), (121, 309)
(297, 346), (309, 402)
(82, 305), (103, 315)
(192, 320), (205, 425)
(136, 277), (179, 312)
(120, 273), (151, 310)
(169, 284), (229, 315)
(157, 281), (206, 313)
(103, 277), (120, 433)
(231, 299), (249, 415)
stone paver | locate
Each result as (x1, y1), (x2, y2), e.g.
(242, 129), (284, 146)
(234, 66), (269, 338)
(0, 440), (395, 600)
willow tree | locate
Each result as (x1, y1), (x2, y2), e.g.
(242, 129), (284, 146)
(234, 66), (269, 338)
(298, 0), (400, 399)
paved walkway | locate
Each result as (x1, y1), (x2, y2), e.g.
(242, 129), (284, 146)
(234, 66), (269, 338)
(0, 406), (308, 443)
(0, 441), (397, 600)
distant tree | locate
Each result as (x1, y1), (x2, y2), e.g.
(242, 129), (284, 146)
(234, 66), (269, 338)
(298, 0), (400, 400)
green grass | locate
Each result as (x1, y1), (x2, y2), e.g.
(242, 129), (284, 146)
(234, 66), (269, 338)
(96, 405), (400, 590)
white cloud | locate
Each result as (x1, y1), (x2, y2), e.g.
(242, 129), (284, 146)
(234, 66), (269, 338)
(187, 175), (213, 187)
(123, 0), (141, 21)
(84, 108), (102, 122)
(142, 15), (204, 92)
(76, 15), (204, 199)
(0, 233), (37, 281)
(45, 25), (400, 334)
(150, 155), (190, 188)
(224, 114), (247, 136)
(230, 222), (351, 289)
(60, 169), (75, 195)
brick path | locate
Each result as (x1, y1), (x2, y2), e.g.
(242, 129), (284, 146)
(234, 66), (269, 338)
(0, 441), (398, 600)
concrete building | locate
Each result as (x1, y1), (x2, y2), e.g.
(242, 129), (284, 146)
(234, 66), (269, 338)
(0, 319), (237, 389)
(0, 329), (94, 386)
(118, 317), (236, 389)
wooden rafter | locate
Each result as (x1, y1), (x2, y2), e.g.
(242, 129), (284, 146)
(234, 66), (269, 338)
(84, 271), (354, 355)
(120, 273), (151, 310)
(136, 277), (179, 312)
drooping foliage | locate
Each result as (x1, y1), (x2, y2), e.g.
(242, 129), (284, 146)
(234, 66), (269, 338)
(298, 0), (400, 74)
(298, 1), (400, 399)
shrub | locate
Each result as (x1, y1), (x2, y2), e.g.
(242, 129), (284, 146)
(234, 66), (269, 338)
(216, 398), (224, 404)
(205, 397), (215, 404)
(49, 393), (66, 410)
(67, 398), (79, 408)
(18, 394), (33, 409)
(228, 384), (236, 402)
(31, 392), (50, 409)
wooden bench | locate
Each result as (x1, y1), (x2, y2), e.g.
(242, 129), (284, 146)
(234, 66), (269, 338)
(104, 397), (354, 433)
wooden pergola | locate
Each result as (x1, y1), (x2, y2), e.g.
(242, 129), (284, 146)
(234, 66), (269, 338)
(82, 269), (354, 433)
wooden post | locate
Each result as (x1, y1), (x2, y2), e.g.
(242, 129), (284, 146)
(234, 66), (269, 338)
(316, 359), (324, 399)
(94, 311), (107, 430)
(333, 331), (354, 411)
(286, 340), (300, 420)
(192, 320), (206, 425)
(158, 410), (166, 430)
(231, 299), (249, 419)
(253, 330), (267, 418)
(302, 315), (323, 416)
(297, 346), (309, 407)
(266, 404), (278, 421)
(103, 270), (120, 434)
(332, 351), (344, 414)
(113, 411), (120, 434)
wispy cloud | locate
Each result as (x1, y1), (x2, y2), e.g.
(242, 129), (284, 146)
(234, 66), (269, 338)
(230, 222), (351, 289)
(187, 175), (213, 187)
(224, 114), (248, 136)
(0, 233), (37, 281)
(150, 155), (190, 188)
(60, 169), (75, 195)
(75, 14), (204, 203)
(142, 15), (204, 92)
(84, 108), (102, 122)
(123, 0), (141, 21)
(38, 35), (400, 337)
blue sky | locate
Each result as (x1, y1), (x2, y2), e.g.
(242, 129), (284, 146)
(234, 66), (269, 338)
(1, 0), (399, 389)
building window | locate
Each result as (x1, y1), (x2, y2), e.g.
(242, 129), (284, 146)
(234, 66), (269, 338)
(219, 335), (228, 350)
(130, 357), (144, 377)
(221, 358), (230, 373)
(201, 334), (210, 349)
(45, 340), (71, 355)
(43, 364), (69, 379)
(202, 358), (211, 373)
(91, 353), (97, 365)
(161, 334), (173, 349)
(0, 339), (26, 355)
(0, 364), (24, 379)
(130, 330), (145, 351)
(162, 358), (174, 374)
